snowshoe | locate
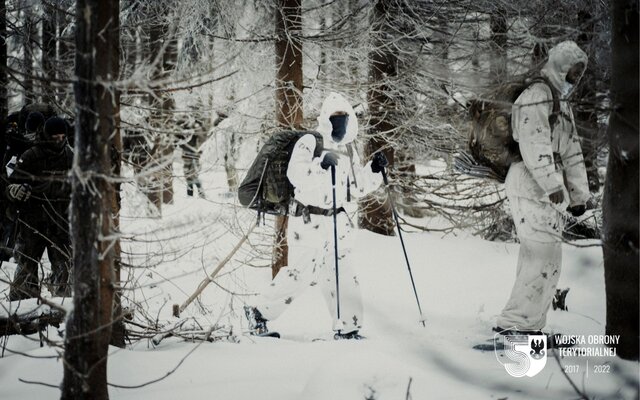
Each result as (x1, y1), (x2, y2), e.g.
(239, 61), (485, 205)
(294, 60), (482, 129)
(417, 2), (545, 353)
(334, 330), (364, 340)
(473, 338), (505, 351)
(256, 331), (280, 339)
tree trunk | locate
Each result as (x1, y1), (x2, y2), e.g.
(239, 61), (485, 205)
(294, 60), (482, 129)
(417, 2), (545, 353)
(62, 0), (119, 398)
(22, 3), (35, 103)
(42, 2), (56, 103)
(147, 14), (177, 210)
(159, 30), (177, 205)
(273, 0), (303, 277)
(275, 0), (303, 129)
(489, 7), (507, 83)
(602, 0), (639, 361)
(574, 10), (602, 193)
(0, 0), (7, 121)
(360, 0), (394, 236)
(109, 0), (124, 349)
(57, 1), (73, 110)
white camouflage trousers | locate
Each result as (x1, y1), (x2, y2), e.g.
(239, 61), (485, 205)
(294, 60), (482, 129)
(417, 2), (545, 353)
(254, 213), (363, 333)
(498, 163), (566, 331)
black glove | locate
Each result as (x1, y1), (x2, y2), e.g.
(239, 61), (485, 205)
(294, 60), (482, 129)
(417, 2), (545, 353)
(7, 183), (31, 202)
(320, 152), (339, 170)
(370, 152), (389, 174)
(549, 190), (564, 205)
(567, 204), (586, 217)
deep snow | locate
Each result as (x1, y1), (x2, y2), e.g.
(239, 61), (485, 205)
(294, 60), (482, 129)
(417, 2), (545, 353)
(0, 155), (637, 400)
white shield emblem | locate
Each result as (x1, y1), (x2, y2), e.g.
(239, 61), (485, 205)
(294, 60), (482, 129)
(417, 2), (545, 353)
(496, 334), (547, 377)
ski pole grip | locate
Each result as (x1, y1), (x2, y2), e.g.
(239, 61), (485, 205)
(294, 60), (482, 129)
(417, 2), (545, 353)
(381, 167), (389, 186)
(331, 165), (336, 186)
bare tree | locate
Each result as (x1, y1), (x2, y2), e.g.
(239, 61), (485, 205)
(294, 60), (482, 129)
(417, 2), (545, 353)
(602, 0), (639, 361)
(0, 0), (6, 121)
(21, 1), (35, 102)
(109, 0), (124, 349)
(62, 0), (120, 397)
(273, 0), (303, 277)
(57, 0), (74, 111)
(574, 9), (603, 193)
(489, 6), (507, 83)
(149, 6), (178, 206)
(360, 0), (395, 236)
(41, 0), (56, 103)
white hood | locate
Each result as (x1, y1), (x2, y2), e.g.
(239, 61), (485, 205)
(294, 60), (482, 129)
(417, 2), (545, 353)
(541, 41), (588, 95)
(315, 92), (359, 145)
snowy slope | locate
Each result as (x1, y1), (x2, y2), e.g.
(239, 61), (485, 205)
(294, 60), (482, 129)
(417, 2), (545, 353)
(0, 159), (637, 400)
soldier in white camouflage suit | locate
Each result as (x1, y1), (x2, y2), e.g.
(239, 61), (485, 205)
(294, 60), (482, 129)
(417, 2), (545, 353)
(496, 41), (590, 333)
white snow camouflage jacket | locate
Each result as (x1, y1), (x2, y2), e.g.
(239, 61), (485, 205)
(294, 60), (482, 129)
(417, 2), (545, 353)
(287, 92), (382, 211)
(510, 41), (590, 206)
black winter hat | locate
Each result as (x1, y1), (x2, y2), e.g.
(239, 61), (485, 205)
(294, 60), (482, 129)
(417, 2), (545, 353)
(25, 111), (45, 133)
(44, 116), (68, 137)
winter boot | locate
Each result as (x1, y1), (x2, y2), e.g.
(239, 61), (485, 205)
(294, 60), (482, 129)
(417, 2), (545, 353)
(187, 184), (194, 197)
(9, 264), (39, 301)
(195, 181), (206, 199)
(244, 306), (269, 335)
(334, 330), (364, 340)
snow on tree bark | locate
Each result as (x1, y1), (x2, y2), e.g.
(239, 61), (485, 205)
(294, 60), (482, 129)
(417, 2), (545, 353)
(360, 0), (395, 236)
(0, 0), (6, 121)
(62, 0), (119, 398)
(273, 0), (303, 277)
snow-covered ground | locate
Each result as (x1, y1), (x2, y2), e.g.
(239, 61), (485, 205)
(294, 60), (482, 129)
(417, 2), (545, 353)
(0, 154), (637, 400)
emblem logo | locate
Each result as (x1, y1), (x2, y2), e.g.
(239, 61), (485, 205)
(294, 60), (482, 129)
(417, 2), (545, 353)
(496, 334), (547, 377)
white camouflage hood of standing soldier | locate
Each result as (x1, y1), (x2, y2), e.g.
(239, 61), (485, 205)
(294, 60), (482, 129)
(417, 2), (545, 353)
(541, 40), (588, 97)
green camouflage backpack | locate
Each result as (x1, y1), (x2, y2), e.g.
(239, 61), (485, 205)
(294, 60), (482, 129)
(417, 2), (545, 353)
(238, 130), (324, 215)
(456, 76), (560, 182)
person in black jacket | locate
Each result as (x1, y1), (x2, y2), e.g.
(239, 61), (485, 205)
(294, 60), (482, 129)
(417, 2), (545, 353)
(0, 111), (45, 261)
(6, 117), (73, 300)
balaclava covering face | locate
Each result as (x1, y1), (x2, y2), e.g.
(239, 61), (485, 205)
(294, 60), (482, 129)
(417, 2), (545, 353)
(316, 92), (358, 146)
(42, 117), (68, 151)
(541, 40), (588, 98)
(329, 114), (349, 143)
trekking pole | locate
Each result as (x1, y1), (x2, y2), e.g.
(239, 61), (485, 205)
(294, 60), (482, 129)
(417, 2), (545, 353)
(330, 165), (342, 332)
(381, 167), (426, 327)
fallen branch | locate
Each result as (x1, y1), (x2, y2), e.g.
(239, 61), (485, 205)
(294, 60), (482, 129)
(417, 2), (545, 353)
(173, 223), (257, 317)
(0, 307), (66, 336)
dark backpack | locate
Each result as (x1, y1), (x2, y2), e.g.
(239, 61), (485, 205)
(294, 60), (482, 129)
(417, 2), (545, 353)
(238, 130), (324, 215)
(459, 76), (560, 182)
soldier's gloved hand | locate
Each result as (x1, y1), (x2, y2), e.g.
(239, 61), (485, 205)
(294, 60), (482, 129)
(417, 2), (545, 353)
(7, 183), (31, 202)
(567, 204), (586, 217)
(371, 152), (389, 173)
(320, 152), (339, 170)
(548, 190), (564, 205)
